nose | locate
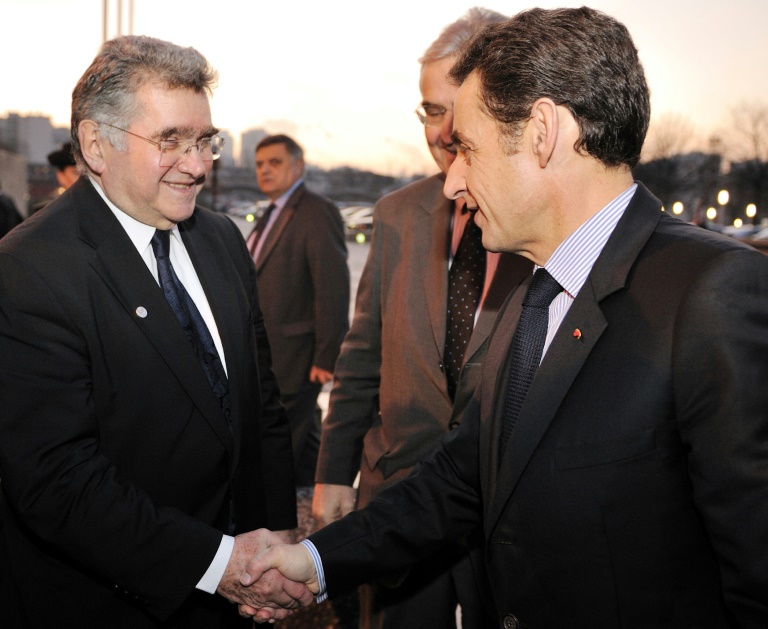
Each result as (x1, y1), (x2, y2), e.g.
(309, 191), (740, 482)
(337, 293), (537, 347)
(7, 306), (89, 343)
(439, 110), (454, 148)
(177, 148), (207, 178)
(444, 151), (466, 201)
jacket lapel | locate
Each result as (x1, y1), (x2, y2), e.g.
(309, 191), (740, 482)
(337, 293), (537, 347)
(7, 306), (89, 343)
(75, 180), (235, 456)
(255, 185), (302, 271)
(423, 188), (453, 362)
(484, 183), (663, 536)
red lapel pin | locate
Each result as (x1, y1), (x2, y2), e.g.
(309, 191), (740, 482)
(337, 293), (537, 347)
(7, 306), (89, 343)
(573, 328), (582, 340)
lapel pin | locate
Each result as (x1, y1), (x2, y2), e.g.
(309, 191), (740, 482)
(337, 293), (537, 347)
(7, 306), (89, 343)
(136, 306), (148, 318)
(573, 328), (582, 340)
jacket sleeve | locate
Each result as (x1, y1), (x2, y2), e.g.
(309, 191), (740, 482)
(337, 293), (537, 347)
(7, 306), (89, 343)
(315, 202), (385, 486)
(673, 247), (768, 624)
(310, 394), (485, 598)
(306, 199), (350, 373)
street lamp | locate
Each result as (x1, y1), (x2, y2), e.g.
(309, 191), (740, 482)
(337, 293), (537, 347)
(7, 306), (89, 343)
(746, 203), (757, 222)
(672, 201), (684, 216)
(706, 207), (718, 221)
(717, 190), (729, 225)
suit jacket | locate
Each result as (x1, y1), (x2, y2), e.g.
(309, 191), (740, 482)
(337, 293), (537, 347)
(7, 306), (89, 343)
(316, 173), (532, 503)
(0, 178), (297, 628)
(0, 191), (23, 239)
(251, 183), (349, 396)
(310, 183), (768, 628)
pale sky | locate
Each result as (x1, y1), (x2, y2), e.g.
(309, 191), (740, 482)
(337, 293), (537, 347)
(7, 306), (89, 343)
(2, 0), (767, 175)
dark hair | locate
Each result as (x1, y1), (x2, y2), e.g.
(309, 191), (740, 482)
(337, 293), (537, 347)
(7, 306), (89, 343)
(450, 7), (650, 168)
(256, 134), (304, 161)
(70, 35), (218, 170)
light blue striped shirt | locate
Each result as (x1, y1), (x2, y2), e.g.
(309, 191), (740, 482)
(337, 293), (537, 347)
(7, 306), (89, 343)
(541, 183), (637, 357)
(304, 183), (638, 601)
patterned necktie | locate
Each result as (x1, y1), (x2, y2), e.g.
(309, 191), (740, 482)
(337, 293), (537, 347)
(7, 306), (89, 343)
(151, 229), (231, 424)
(248, 203), (276, 257)
(499, 268), (562, 459)
(444, 211), (486, 401)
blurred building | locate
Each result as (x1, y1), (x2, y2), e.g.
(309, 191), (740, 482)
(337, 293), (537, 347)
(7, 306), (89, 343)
(239, 127), (267, 170)
(0, 113), (66, 165)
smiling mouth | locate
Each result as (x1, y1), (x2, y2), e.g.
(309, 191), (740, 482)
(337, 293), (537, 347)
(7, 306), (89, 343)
(165, 175), (205, 190)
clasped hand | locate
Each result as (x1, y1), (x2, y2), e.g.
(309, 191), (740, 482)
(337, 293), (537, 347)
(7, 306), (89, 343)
(229, 530), (320, 623)
(215, 529), (316, 622)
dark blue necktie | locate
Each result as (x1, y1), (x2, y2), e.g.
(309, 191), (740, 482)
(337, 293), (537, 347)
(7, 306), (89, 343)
(444, 212), (486, 401)
(499, 268), (562, 459)
(151, 229), (231, 425)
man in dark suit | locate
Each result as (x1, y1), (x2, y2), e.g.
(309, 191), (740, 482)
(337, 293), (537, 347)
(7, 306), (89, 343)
(0, 182), (23, 238)
(240, 8), (768, 628)
(0, 35), (311, 628)
(246, 134), (349, 488)
(312, 8), (530, 628)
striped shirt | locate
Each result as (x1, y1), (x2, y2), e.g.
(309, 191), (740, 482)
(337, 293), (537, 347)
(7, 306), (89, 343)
(541, 183), (637, 358)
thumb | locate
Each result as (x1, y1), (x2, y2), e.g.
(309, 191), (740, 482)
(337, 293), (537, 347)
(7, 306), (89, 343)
(240, 547), (277, 586)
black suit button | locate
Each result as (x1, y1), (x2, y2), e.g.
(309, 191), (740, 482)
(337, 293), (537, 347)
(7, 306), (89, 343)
(503, 614), (520, 629)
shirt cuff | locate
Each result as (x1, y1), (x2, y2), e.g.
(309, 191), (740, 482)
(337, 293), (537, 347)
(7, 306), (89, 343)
(300, 539), (328, 602)
(196, 535), (235, 594)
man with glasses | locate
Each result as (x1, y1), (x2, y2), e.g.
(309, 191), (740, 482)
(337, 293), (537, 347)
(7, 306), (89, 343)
(312, 8), (531, 628)
(0, 35), (311, 628)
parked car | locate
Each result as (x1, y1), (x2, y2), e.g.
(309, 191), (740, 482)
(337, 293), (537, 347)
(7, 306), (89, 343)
(343, 205), (374, 243)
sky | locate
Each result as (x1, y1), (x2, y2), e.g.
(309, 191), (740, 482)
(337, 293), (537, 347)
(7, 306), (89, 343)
(2, 0), (767, 175)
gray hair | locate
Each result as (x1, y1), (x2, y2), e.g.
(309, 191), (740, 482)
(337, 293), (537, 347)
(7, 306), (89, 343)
(419, 7), (507, 65)
(70, 35), (218, 170)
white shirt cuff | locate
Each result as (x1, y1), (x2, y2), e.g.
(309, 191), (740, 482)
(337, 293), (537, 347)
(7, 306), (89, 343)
(196, 534), (235, 594)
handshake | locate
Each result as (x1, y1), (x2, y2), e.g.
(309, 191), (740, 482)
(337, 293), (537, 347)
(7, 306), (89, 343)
(216, 528), (321, 623)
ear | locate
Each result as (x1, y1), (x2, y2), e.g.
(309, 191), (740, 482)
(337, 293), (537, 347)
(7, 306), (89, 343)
(78, 120), (107, 175)
(529, 98), (559, 169)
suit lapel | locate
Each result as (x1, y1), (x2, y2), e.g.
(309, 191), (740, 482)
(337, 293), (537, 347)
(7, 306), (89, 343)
(179, 216), (241, 458)
(423, 190), (453, 361)
(75, 180), (234, 456)
(255, 185), (302, 271)
(484, 183), (663, 536)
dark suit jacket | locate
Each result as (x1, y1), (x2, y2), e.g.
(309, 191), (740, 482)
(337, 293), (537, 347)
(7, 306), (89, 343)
(0, 191), (23, 239)
(251, 183), (349, 396)
(0, 178), (296, 628)
(310, 183), (768, 628)
(317, 174), (532, 503)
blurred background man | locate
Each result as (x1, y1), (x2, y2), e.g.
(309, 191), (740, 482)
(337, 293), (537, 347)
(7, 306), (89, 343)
(312, 8), (531, 628)
(0, 181), (23, 238)
(247, 134), (349, 491)
(47, 141), (80, 191)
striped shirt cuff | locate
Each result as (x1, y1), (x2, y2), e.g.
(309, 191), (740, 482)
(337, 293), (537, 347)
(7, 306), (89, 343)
(300, 539), (328, 603)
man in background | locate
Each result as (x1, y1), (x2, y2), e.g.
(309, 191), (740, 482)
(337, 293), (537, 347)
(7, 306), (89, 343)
(47, 141), (81, 191)
(247, 134), (349, 490)
(311, 8), (531, 628)
(0, 181), (23, 238)
(243, 7), (768, 628)
(0, 35), (308, 628)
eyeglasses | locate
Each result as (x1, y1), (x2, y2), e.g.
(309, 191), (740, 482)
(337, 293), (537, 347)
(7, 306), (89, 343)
(100, 122), (224, 167)
(415, 104), (450, 127)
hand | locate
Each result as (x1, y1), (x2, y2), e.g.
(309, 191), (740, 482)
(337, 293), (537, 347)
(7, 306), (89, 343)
(238, 541), (321, 622)
(309, 365), (333, 384)
(312, 483), (356, 527)
(216, 529), (314, 618)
